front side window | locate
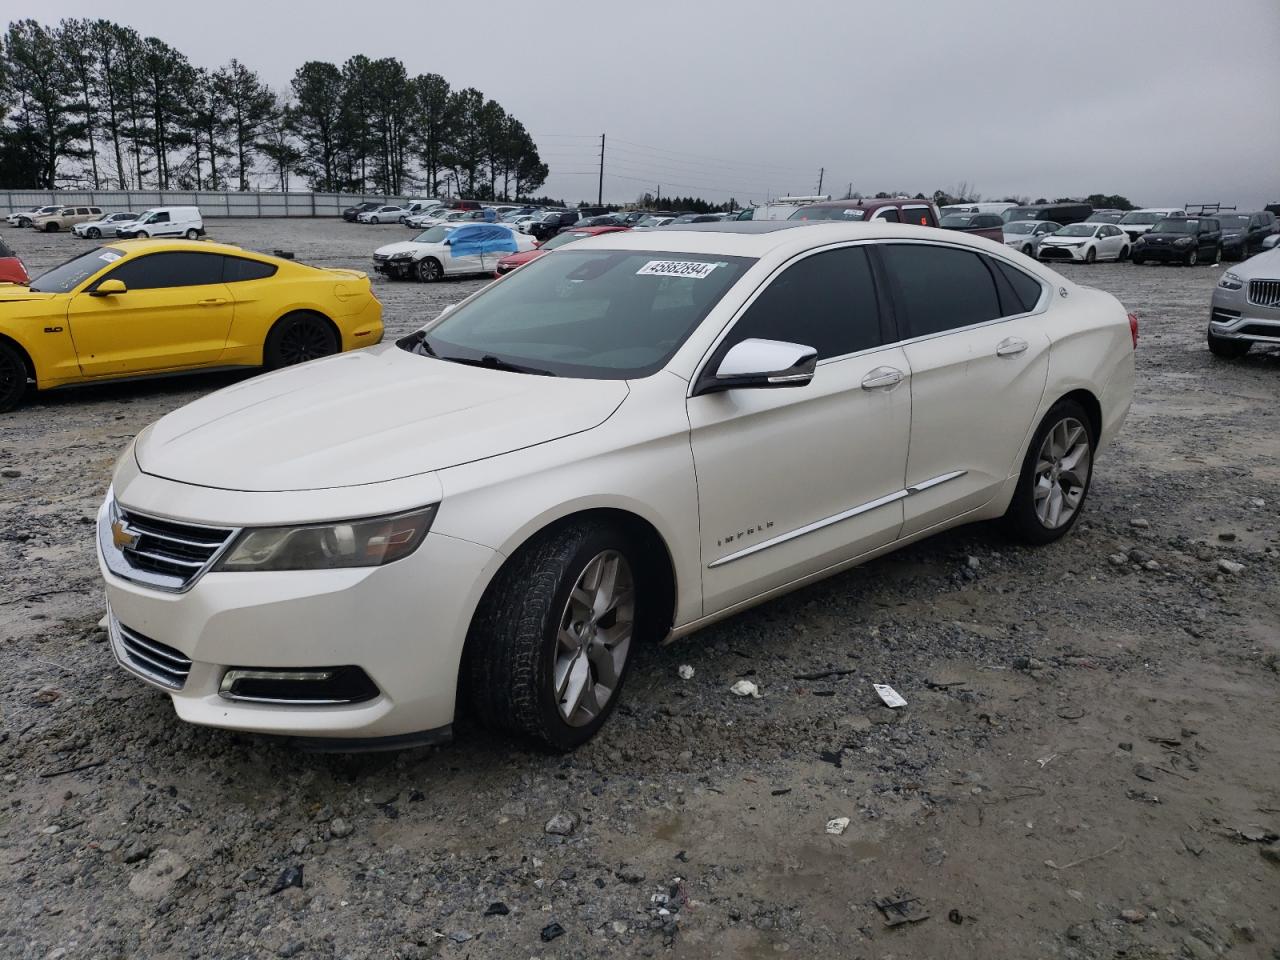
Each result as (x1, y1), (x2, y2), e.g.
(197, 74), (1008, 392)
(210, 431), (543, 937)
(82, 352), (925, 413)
(409, 250), (753, 379)
(720, 246), (881, 361)
(94, 251), (224, 290)
(880, 244), (1001, 338)
(875, 207), (901, 223)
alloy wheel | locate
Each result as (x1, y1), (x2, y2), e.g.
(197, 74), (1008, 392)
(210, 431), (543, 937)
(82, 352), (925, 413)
(1033, 417), (1091, 529)
(417, 258), (442, 282)
(552, 550), (635, 727)
(277, 318), (333, 365)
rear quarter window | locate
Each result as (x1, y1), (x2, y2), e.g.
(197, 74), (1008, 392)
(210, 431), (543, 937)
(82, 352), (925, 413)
(991, 259), (1045, 314)
(224, 256), (279, 282)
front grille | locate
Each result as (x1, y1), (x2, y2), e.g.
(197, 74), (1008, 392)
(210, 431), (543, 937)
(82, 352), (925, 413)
(1038, 247), (1074, 259)
(113, 506), (233, 589)
(372, 253), (389, 263)
(1247, 279), (1280, 307)
(116, 622), (192, 689)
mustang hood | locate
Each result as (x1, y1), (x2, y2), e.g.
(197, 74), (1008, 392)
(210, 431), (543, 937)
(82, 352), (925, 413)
(0, 288), (56, 303)
(135, 344), (629, 492)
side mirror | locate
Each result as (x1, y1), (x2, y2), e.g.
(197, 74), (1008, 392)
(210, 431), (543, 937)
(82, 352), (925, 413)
(91, 278), (127, 297)
(696, 338), (817, 396)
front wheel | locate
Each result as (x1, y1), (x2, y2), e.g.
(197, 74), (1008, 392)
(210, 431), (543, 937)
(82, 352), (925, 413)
(263, 313), (339, 369)
(0, 341), (29, 413)
(1084, 246), (1096, 264)
(464, 522), (643, 750)
(416, 257), (443, 282)
(1003, 400), (1095, 545)
(1186, 249), (1198, 267)
(1207, 329), (1250, 359)
(1021, 245), (1033, 256)
(370, 216), (380, 224)
(44, 222), (58, 232)
(87, 227), (101, 239)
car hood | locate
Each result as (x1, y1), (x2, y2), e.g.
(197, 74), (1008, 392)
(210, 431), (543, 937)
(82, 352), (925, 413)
(498, 249), (545, 266)
(134, 343), (630, 492)
(374, 240), (440, 257)
(1233, 247), (1280, 277)
(0, 287), (56, 303)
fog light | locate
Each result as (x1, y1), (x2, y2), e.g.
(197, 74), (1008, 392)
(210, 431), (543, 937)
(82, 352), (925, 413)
(219, 666), (379, 705)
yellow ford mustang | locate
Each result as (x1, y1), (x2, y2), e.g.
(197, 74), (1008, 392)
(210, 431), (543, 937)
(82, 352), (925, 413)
(0, 239), (382, 412)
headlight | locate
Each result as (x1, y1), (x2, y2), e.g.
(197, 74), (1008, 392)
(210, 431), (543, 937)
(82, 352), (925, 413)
(215, 506), (437, 572)
(389, 252), (413, 260)
(1174, 237), (1193, 246)
(1218, 271), (1243, 290)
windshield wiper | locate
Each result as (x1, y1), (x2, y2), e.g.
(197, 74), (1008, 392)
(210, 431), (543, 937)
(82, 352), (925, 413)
(438, 353), (556, 377)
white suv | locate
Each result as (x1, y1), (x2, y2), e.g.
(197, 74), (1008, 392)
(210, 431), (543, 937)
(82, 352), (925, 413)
(98, 222), (1135, 751)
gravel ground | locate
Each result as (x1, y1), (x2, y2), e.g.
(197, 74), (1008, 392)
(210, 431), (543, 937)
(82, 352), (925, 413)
(1, 219), (1278, 960)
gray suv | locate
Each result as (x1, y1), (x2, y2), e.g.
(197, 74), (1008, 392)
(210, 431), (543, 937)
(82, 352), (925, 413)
(1208, 246), (1280, 358)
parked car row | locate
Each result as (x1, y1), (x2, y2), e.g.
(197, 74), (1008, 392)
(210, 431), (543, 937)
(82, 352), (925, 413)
(5, 205), (206, 240)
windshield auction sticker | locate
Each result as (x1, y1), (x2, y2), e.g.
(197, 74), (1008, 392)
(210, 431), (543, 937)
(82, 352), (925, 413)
(636, 260), (718, 279)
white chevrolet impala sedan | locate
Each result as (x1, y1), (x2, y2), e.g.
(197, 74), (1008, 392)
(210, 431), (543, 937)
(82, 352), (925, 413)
(98, 222), (1135, 751)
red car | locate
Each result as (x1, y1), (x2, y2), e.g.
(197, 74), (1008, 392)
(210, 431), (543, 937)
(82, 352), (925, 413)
(494, 225), (630, 276)
(0, 237), (29, 285)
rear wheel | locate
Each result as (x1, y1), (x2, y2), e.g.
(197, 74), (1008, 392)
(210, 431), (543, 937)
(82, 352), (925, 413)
(464, 521), (644, 751)
(185, 228), (199, 240)
(0, 341), (29, 413)
(1207, 328), (1250, 359)
(263, 312), (339, 369)
(1003, 400), (1095, 545)
(370, 216), (381, 224)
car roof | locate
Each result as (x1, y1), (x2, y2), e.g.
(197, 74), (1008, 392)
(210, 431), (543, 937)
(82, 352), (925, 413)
(569, 221), (1013, 259)
(109, 238), (270, 258)
(802, 199), (933, 212)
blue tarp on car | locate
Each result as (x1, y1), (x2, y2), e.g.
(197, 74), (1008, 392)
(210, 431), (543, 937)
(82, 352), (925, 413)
(450, 225), (519, 257)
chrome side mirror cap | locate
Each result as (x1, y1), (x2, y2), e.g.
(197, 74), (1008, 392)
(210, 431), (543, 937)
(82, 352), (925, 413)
(696, 338), (818, 395)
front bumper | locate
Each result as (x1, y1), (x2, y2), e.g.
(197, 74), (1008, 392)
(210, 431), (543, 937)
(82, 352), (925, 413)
(96, 486), (502, 742)
(1037, 244), (1087, 262)
(1210, 283), (1280, 344)
(372, 257), (414, 277)
(1132, 243), (1191, 262)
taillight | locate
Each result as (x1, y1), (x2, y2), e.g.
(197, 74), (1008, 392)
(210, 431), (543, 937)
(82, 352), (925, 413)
(1128, 312), (1139, 349)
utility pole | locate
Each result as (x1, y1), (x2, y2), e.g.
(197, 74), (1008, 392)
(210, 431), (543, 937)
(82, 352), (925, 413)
(597, 133), (605, 207)
(816, 167), (824, 196)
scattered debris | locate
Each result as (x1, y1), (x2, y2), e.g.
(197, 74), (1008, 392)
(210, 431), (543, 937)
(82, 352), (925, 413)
(269, 865), (304, 895)
(730, 680), (761, 698)
(873, 683), (907, 709)
(825, 817), (851, 835)
(1056, 707), (1085, 720)
(1181, 833), (1205, 857)
(793, 667), (859, 681)
(818, 749), (843, 768)
(948, 908), (964, 925)
(1037, 754), (1059, 768)
(483, 901), (509, 916)
(1217, 558), (1245, 576)
(1045, 838), (1126, 871)
(677, 665), (694, 680)
(544, 812), (578, 837)
(873, 893), (929, 927)
(540, 922), (565, 942)
(1134, 763), (1157, 782)
(127, 849), (190, 902)
(1120, 908), (1147, 924)
(1126, 789), (1161, 804)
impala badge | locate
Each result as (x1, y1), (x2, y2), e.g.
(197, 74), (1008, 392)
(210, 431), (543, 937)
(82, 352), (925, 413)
(111, 519), (138, 551)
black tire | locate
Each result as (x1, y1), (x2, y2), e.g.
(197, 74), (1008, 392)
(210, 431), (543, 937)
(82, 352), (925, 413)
(87, 227), (100, 239)
(416, 257), (443, 282)
(1003, 399), (1096, 546)
(263, 312), (339, 369)
(44, 222), (58, 232)
(1118, 245), (1129, 262)
(1207, 329), (1250, 359)
(370, 216), (380, 224)
(15, 218), (29, 228)
(185, 228), (199, 240)
(0, 341), (29, 413)
(1084, 246), (1096, 264)
(1021, 245), (1033, 256)
(1213, 245), (1222, 265)
(1185, 249), (1198, 267)
(1131, 254), (1144, 265)
(463, 521), (646, 751)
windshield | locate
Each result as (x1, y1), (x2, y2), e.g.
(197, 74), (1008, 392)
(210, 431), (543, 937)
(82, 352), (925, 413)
(1004, 222), (1035, 234)
(789, 206), (867, 221)
(1151, 219), (1196, 234)
(30, 247), (124, 293)
(413, 226), (451, 243)
(1055, 224), (1097, 237)
(1087, 213), (1122, 223)
(1119, 211), (1165, 225)
(540, 231), (591, 250)
(940, 214), (976, 227)
(404, 250), (754, 379)
(1217, 215), (1249, 229)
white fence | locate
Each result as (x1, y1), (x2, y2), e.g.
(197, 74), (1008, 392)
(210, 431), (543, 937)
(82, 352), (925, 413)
(0, 190), (416, 218)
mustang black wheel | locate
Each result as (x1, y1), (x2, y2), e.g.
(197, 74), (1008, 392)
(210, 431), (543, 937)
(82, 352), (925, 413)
(0, 341), (29, 413)
(264, 313), (339, 369)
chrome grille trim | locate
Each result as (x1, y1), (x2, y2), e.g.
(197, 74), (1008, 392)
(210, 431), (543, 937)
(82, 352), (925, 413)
(1247, 279), (1280, 308)
(98, 494), (239, 593)
(111, 617), (192, 690)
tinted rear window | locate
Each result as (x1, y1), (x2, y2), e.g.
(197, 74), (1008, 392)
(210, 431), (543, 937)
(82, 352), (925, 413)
(992, 260), (1044, 313)
(880, 244), (1001, 337)
(224, 256), (278, 282)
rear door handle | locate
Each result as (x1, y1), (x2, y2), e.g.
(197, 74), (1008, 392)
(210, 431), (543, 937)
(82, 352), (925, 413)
(197, 298), (228, 306)
(861, 366), (904, 390)
(996, 337), (1028, 357)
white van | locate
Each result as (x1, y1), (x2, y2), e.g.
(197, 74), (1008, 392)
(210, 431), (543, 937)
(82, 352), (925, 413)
(115, 207), (204, 240)
(942, 202), (1017, 216)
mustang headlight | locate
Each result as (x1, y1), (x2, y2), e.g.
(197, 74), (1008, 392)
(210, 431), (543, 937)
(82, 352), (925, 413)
(215, 506), (437, 572)
(1218, 271), (1243, 290)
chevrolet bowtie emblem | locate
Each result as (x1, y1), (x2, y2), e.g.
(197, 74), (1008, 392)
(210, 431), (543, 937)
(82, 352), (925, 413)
(111, 519), (138, 550)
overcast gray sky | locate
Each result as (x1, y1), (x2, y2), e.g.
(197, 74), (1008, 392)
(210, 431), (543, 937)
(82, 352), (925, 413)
(14, 0), (1280, 207)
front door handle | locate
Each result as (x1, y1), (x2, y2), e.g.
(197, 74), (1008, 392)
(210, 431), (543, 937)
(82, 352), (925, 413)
(197, 298), (228, 306)
(861, 366), (904, 390)
(996, 337), (1028, 357)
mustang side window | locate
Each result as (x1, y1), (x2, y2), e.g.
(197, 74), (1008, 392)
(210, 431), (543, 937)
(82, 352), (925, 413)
(720, 246), (881, 361)
(880, 244), (1001, 337)
(93, 252), (225, 291)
